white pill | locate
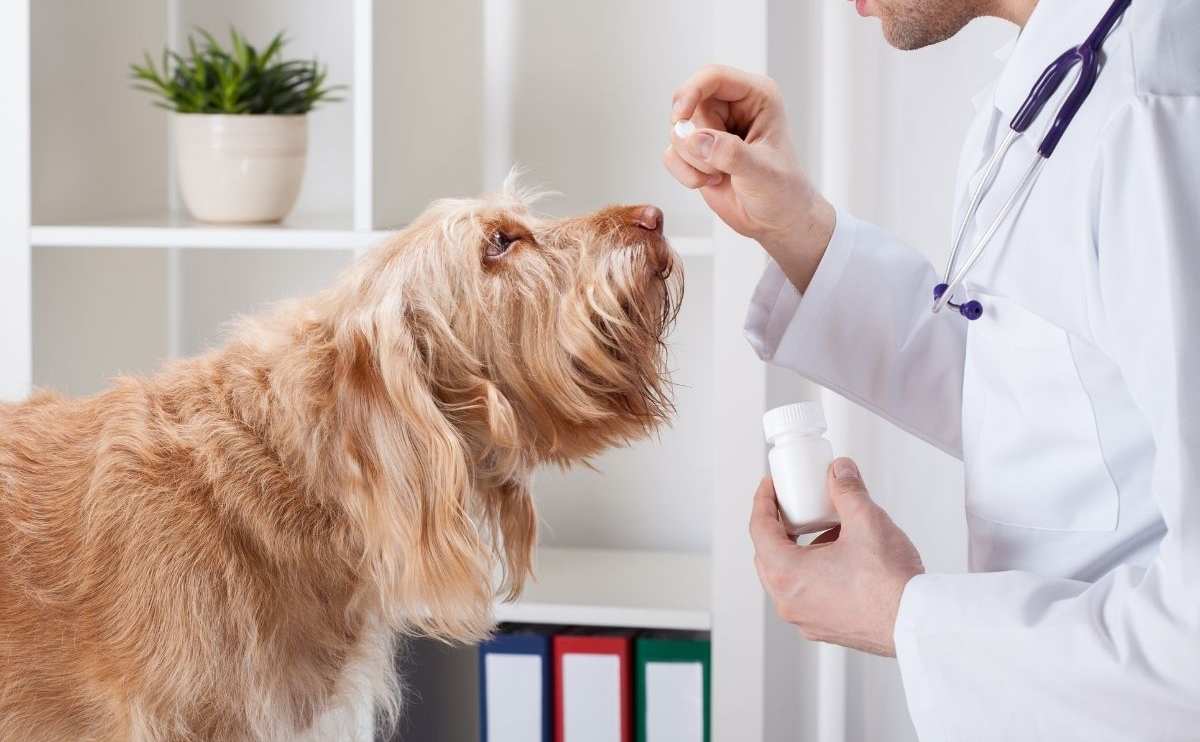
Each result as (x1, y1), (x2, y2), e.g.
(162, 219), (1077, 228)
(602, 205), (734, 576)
(674, 119), (696, 138)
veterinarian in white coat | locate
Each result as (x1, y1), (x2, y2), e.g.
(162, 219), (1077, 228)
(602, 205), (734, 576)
(666, 0), (1199, 739)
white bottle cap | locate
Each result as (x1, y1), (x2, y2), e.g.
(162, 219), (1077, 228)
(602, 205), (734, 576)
(763, 401), (827, 442)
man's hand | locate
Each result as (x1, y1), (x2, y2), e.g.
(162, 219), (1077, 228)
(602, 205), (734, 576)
(749, 458), (925, 657)
(664, 64), (835, 293)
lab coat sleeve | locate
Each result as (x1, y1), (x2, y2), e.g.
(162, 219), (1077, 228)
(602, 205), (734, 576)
(893, 95), (1200, 742)
(744, 210), (967, 457)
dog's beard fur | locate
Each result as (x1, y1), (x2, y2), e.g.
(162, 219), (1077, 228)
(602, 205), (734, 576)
(0, 174), (681, 741)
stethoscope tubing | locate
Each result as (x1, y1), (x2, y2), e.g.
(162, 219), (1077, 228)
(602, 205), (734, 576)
(932, 0), (1132, 320)
(934, 155), (1046, 314)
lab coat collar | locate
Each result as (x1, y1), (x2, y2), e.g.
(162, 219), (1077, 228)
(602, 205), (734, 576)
(971, 39), (1018, 111)
(989, 0), (1118, 121)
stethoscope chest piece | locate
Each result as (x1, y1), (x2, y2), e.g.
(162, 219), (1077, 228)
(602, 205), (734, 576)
(934, 283), (984, 321)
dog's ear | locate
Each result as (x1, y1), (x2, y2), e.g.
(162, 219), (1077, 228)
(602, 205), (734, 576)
(476, 379), (519, 451)
(488, 479), (536, 602)
(337, 316), (497, 643)
(437, 377), (536, 603)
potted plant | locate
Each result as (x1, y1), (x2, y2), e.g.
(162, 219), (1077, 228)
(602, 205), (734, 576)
(132, 28), (343, 224)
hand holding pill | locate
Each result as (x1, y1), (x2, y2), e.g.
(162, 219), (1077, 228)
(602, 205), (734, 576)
(663, 65), (836, 294)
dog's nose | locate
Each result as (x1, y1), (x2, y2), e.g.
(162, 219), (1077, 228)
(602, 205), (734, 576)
(632, 205), (664, 234)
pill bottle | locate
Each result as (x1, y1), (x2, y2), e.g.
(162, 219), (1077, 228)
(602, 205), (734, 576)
(763, 401), (838, 534)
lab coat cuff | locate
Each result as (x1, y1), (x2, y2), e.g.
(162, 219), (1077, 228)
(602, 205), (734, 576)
(743, 207), (858, 362)
(893, 573), (952, 742)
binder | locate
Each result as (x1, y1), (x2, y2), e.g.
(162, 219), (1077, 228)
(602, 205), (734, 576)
(634, 635), (711, 742)
(479, 629), (553, 742)
(553, 632), (634, 742)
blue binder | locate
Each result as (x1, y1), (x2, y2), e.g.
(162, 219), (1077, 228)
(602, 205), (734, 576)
(479, 630), (553, 742)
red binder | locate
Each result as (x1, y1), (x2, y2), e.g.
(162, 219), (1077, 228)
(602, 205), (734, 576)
(553, 633), (633, 742)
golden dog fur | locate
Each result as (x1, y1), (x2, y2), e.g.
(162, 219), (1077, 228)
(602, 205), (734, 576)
(0, 179), (681, 741)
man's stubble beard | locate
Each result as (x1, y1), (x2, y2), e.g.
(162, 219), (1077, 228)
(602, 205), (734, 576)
(876, 0), (990, 50)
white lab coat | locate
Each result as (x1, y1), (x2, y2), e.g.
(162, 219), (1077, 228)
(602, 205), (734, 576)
(744, 0), (1200, 739)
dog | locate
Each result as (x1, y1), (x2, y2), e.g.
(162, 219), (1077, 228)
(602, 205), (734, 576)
(0, 177), (682, 741)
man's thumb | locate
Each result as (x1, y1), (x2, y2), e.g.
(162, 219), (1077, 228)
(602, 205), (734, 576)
(687, 129), (761, 176)
(828, 457), (873, 519)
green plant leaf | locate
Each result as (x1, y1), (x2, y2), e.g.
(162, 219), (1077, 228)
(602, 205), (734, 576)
(130, 25), (343, 114)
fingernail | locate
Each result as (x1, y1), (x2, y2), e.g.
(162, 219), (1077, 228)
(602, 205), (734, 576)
(673, 97), (688, 117)
(706, 173), (723, 187)
(834, 459), (860, 480)
(693, 132), (715, 159)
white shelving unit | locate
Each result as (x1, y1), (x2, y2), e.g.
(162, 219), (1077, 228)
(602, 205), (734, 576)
(5, 1), (797, 740)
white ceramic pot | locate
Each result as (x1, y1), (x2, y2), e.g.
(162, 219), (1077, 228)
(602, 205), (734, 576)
(174, 114), (307, 223)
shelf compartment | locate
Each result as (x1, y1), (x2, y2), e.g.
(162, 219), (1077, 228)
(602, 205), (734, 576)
(494, 547), (710, 631)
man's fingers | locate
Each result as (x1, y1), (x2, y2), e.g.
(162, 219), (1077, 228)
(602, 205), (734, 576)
(663, 146), (723, 189)
(670, 128), (721, 176)
(827, 457), (877, 522)
(672, 64), (764, 121)
(673, 128), (761, 177)
(704, 130), (759, 175)
(749, 477), (794, 560)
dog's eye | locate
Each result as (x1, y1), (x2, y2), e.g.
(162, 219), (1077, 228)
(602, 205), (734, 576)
(486, 232), (517, 260)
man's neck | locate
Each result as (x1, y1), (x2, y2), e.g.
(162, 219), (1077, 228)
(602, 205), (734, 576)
(993, 0), (1038, 26)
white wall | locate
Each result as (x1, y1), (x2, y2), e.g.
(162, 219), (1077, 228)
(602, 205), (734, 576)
(33, 248), (168, 396)
(374, 0), (485, 226)
(31, 0), (167, 224)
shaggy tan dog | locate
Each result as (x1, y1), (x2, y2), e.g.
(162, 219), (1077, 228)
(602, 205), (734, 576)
(0, 180), (681, 742)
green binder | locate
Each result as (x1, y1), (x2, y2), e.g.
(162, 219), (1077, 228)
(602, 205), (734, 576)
(634, 635), (711, 742)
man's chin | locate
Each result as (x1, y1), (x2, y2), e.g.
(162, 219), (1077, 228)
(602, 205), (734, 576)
(880, 17), (970, 51)
(870, 0), (979, 51)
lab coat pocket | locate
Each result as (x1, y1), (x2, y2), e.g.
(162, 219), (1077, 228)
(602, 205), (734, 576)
(961, 293), (1119, 531)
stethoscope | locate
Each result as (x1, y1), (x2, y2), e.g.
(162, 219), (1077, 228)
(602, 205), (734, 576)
(933, 0), (1133, 320)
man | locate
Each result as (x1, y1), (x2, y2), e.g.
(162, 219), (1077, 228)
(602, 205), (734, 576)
(664, 0), (1200, 739)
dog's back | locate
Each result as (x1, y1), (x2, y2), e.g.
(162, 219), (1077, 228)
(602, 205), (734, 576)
(1, 387), (138, 739)
(0, 372), (381, 741)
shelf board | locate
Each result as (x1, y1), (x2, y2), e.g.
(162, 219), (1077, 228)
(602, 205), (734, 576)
(30, 212), (391, 251)
(30, 214), (714, 256)
(494, 547), (710, 631)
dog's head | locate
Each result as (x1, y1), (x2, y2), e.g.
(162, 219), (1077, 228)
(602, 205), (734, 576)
(384, 179), (681, 465)
(326, 176), (681, 639)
